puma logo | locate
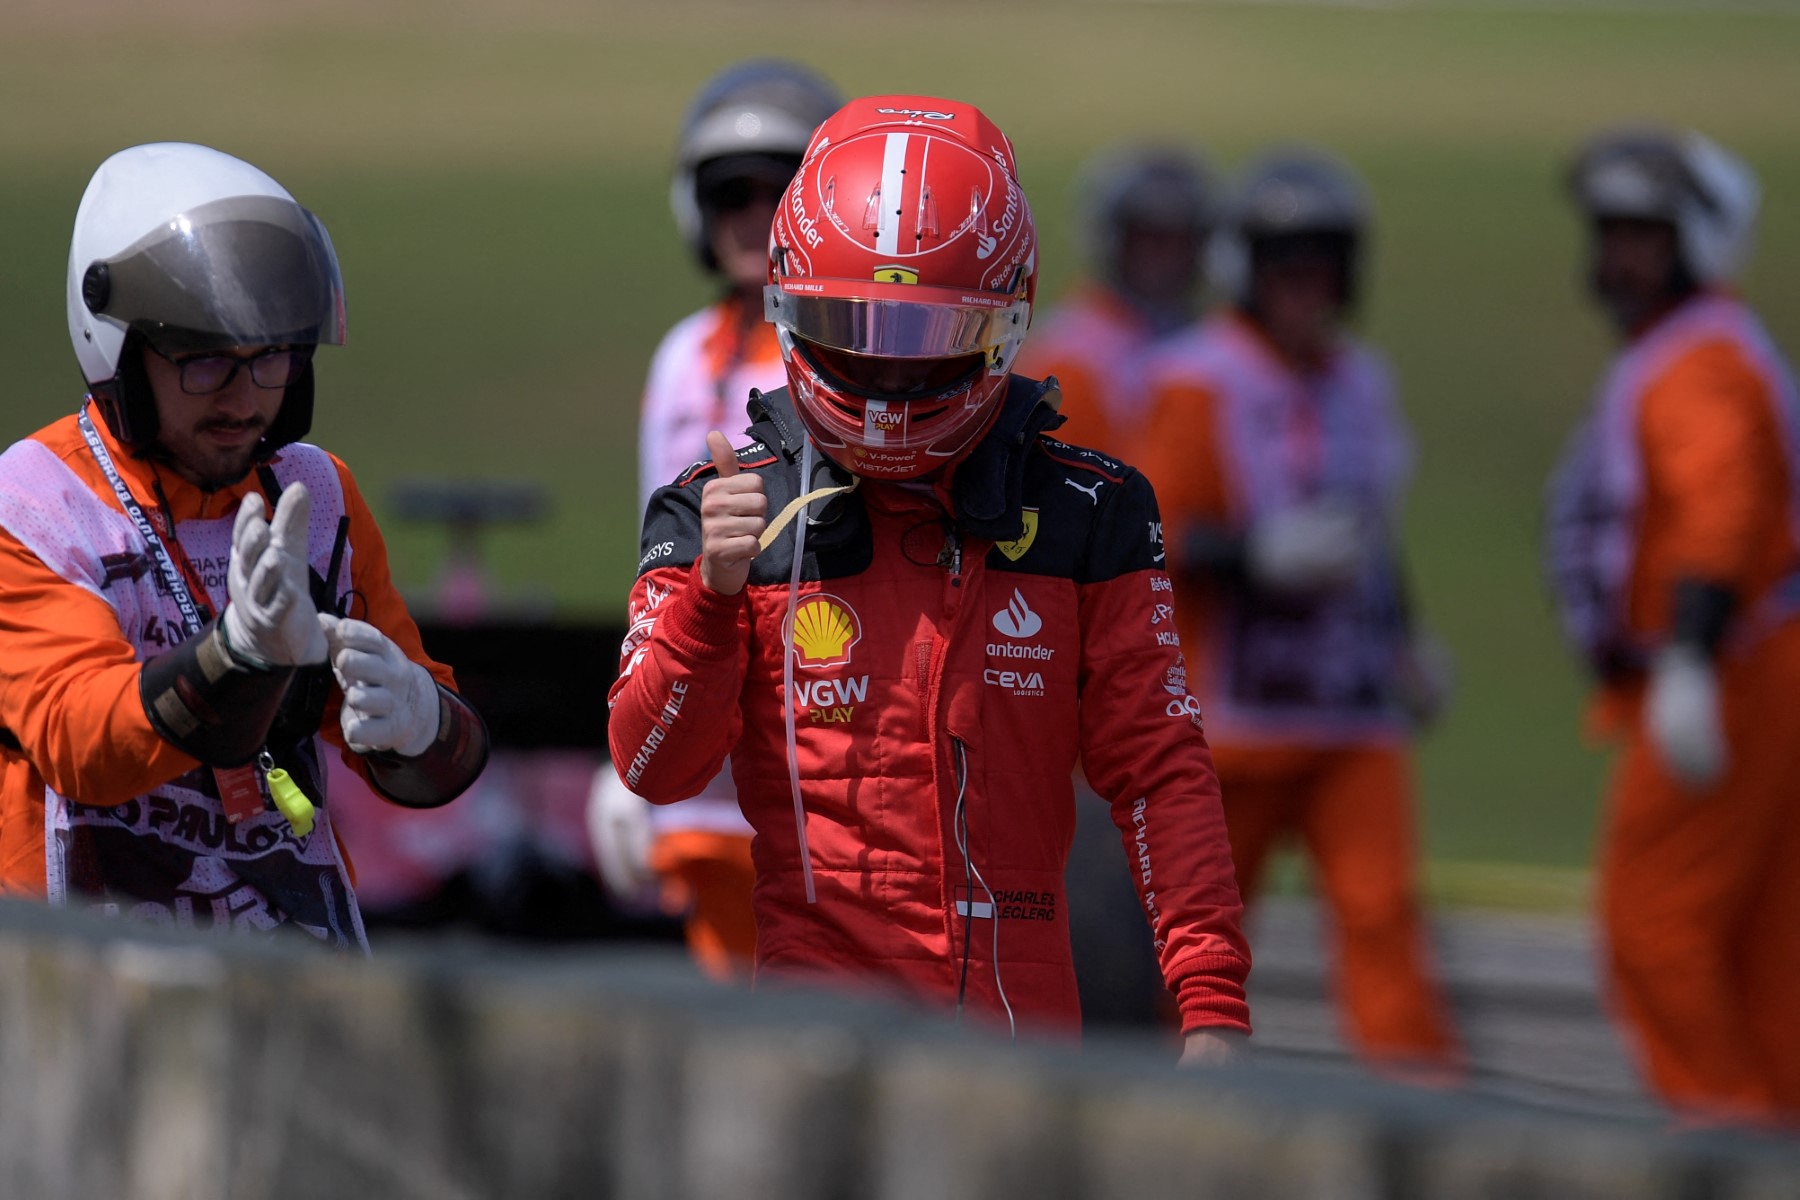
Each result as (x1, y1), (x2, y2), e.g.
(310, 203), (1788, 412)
(1063, 477), (1103, 504)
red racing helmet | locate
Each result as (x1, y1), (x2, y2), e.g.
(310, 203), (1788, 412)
(764, 95), (1037, 479)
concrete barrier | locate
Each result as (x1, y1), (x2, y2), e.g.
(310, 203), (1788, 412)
(0, 899), (1793, 1199)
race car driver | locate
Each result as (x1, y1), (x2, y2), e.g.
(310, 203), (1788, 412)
(607, 95), (1251, 1059)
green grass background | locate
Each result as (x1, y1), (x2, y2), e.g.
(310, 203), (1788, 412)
(5, 0), (1799, 896)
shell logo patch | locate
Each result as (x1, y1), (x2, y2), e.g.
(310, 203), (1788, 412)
(995, 509), (1038, 562)
(790, 594), (862, 669)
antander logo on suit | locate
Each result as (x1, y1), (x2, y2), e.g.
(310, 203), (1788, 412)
(790, 595), (862, 669)
(992, 588), (1042, 639)
(986, 588), (1052, 697)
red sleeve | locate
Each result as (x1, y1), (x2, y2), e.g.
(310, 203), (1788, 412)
(0, 526), (196, 806)
(606, 560), (750, 803)
(1076, 469), (1251, 1034)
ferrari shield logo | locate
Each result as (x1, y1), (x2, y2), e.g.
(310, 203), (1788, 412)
(995, 509), (1038, 562)
(874, 265), (919, 284)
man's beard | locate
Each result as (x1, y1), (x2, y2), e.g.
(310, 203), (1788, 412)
(159, 420), (268, 491)
(189, 453), (259, 491)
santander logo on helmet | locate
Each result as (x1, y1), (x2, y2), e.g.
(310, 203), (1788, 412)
(765, 95), (1038, 480)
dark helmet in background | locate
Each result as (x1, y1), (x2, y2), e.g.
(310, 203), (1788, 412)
(1074, 143), (1218, 321)
(1568, 125), (1759, 288)
(670, 59), (843, 274)
(1211, 146), (1371, 313)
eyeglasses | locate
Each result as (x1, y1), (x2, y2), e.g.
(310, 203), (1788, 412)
(152, 345), (314, 396)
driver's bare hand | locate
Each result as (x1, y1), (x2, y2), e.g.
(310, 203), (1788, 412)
(698, 430), (766, 596)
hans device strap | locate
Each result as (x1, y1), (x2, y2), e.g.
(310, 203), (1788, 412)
(759, 476), (860, 551)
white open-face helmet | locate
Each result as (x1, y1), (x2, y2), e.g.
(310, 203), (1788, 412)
(1568, 126), (1759, 286)
(68, 142), (346, 452)
(669, 60), (842, 273)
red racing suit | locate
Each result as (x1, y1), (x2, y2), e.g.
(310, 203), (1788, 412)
(607, 380), (1251, 1034)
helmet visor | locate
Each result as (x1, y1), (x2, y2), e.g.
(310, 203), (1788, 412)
(766, 279), (1026, 360)
(801, 342), (985, 399)
(1569, 134), (1703, 223)
(92, 195), (347, 353)
(1577, 159), (1684, 221)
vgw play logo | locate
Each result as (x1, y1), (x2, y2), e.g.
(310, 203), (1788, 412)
(789, 594), (871, 724)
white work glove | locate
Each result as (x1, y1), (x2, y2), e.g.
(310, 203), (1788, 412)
(222, 485), (327, 666)
(1396, 631), (1456, 729)
(1245, 501), (1367, 594)
(318, 614), (440, 757)
(586, 764), (658, 903)
(1646, 643), (1727, 789)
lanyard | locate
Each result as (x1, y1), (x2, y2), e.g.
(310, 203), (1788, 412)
(147, 478), (218, 616)
(79, 404), (319, 834)
(78, 405), (208, 640)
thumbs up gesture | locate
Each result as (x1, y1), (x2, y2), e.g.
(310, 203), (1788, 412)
(698, 430), (767, 597)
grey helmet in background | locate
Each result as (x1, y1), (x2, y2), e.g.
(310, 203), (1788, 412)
(1073, 144), (1219, 328)
(1211, 146), (1372, 313)
(1568, 125), (1759, 288)
(669, 59), (843, 274)
(67, 142), (346, 454)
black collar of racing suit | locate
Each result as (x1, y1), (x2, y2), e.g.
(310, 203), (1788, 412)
(743, 375), (1066, 547)
(948, 374), (1067, 542)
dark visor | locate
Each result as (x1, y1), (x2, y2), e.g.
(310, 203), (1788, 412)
(90, 195), (347, 353)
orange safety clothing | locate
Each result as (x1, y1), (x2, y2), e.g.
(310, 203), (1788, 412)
(1140, 312), (1416, 744)
(1138, 310), (1459, 1070)
(0, 407), (455, 946)
(648, 829), (758, 982)
(1018, 284), (1163, 460)
(1549, 291), (1800, 1123)
(1211, 742), (1459, 1067)
(1598, 625), (1800, 1124)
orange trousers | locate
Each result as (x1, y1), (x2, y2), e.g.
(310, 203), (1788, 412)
(1597, 623), (1800, 1126)
(1212, 741), (1462, 1072)
(649, 830), (758, 983)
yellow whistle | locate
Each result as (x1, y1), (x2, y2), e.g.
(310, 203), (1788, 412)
(265, 767), (316, 837)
